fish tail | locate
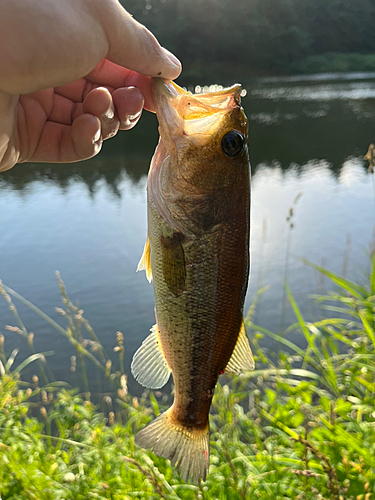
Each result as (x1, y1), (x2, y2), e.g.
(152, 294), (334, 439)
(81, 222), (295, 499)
(134, 407), (209, 484)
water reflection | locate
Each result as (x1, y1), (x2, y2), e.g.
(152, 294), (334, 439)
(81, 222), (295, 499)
(339, 157), (368, 187)
(259, 71), (375, 84)
(1, 76), (375, 196)
(251, 82), (375, 101)
(249, 158), (374, 335)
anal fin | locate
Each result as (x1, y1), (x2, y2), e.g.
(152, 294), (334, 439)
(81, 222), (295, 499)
(225, 320), (255, 374)
(136, 235), (152, 282)
(131, 324), (171, 389)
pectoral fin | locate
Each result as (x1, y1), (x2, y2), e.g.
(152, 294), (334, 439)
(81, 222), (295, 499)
(161, 231), (186, 296)
(131, 324), (171, 389)
(137, 235), (152, 282)
(225, 320), (255, 374)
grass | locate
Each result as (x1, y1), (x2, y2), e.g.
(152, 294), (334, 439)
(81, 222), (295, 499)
(1, 258), (375, 499)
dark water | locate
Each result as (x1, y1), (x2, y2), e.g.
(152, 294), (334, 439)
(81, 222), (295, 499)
(1, 72), (375, 388)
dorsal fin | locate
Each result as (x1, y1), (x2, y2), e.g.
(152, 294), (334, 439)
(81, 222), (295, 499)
(136, 235), (152, 282)
(225, 320), (254, 374)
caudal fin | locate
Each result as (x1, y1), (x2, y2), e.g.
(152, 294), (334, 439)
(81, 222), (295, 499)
(135, 408), (209, 484)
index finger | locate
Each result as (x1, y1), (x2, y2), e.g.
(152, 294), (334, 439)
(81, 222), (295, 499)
(54, 60), (156, 112)
(86, 59), (156, 111)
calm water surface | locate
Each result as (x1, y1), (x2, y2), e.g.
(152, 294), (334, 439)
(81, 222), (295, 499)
(1, 72), (375, 388)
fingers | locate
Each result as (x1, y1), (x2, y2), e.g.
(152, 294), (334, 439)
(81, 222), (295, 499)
(120, 72), (155, 112)
(81, 85), (144, 136)
(85, 59), (156, 111)
(112, 87), (144, 130)
(40, 85), (143, 162)
(29, 116), (102, 163)
(97, 0), (181, 80)
(82, 87), (119, 139)
(67, 85), (144, 161)
(71, 114), (102, 159)
(29, 84), (145, 164)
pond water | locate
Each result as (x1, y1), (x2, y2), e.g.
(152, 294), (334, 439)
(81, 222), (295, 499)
(1, 72), (375, 390)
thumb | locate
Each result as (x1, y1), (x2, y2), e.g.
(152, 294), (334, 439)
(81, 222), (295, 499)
(99, 1), (181, 80)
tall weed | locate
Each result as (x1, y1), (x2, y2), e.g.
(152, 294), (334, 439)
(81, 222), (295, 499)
(1, 258), (375, 498)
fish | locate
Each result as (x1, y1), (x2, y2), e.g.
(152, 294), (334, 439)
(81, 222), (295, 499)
(131, 78), (254, 484)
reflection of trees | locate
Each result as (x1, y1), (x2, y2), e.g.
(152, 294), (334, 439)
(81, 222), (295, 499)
(0, 156), (149, 198)
(248, 96), (375, 172)
(1, 81), (374, 194)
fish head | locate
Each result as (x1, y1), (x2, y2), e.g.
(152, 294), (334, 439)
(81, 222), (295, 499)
(152, 79), (249, 194)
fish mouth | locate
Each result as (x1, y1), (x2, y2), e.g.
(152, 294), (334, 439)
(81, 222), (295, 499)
(152, 78), (243, 149)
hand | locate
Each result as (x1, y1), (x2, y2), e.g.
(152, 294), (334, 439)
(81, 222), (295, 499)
(0, 0), (181, 171)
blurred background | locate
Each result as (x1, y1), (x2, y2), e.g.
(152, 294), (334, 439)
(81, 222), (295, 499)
(124, 0), (375, 82)
(1, 0), (375, 391)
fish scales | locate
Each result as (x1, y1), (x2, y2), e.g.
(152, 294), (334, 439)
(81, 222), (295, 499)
(150, 207), (247, 425)
(132, 78), (254, 484)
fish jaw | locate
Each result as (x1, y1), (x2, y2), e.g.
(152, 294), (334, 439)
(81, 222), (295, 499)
(152, 78), (244, 151)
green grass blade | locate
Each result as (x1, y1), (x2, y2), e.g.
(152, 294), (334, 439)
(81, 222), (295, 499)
(5, 349), (19, 372)
(13, 351), (55, 375)
(284, 283), (311, 343)
(302, 258), (367, 298)
(250, 323), (320, 370)
(244, 368), (320, 380)
(320, 416), (375, 467)
(249, 324), (305, 357)
(358, 309), (375, 348)
(371, 254), (375, 295)
(2, 285), (74, 337)
(2, 284), (105, 371)
(260, 409), (299, 439)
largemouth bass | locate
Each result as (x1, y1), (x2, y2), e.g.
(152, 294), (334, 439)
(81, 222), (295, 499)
(132, 78), (253, 483)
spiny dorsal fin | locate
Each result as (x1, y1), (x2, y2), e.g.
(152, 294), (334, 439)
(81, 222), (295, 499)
(131, 324), (171, 389)
(135, 407), (209, 484)
(136, 235), (152, 282)
(225, 320), (255, 374)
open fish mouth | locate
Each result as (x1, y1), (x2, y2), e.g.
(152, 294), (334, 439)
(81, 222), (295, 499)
(152, 78), (243, 146)
(147, 78), (249, 235)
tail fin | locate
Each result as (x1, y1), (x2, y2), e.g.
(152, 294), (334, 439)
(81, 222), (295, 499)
(135, 408), (209, 484)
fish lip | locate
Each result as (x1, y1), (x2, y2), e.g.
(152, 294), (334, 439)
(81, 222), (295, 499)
(152, 78), (243, 118)
(152, 79), (182, 153)
(152, 78), (186, 100)
(152, 78), (243, 102)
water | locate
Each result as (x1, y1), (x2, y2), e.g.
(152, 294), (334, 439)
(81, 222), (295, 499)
(1, 73), (375, 388)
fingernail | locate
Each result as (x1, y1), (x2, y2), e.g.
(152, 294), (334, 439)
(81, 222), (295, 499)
(128, 110), (142, 122)
(92, 128), (101, 145)
(162, 48), (181, 70)
(122, 110), (142, 128)
(102, 103), (115, 123)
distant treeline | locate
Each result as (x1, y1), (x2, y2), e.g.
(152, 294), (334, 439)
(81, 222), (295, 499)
(122, 0), (375, 81)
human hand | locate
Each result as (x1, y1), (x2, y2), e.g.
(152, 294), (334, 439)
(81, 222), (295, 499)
(0, 0), (181, 171)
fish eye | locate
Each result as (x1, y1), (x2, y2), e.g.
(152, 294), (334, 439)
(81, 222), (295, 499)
(221, 131), (244, 158)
